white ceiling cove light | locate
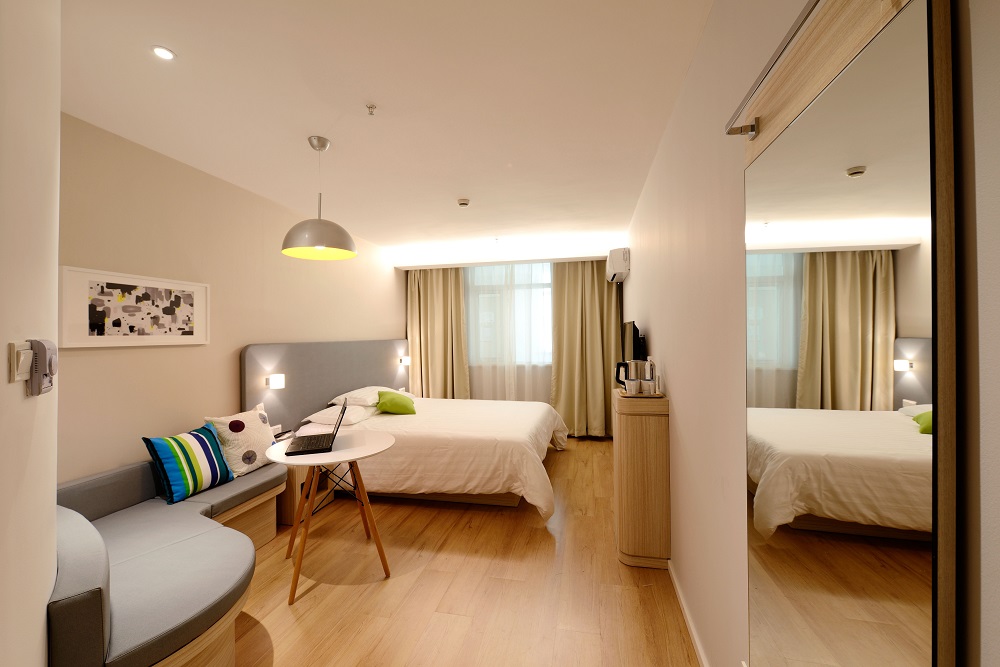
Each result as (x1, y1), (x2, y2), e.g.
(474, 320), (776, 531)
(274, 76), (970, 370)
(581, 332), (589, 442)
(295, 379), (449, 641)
(152, 46), (176, 60)
(745, 217), (928, 253)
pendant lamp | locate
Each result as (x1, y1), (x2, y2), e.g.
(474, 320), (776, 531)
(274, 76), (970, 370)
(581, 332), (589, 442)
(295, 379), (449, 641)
(281, 136), (358, 260)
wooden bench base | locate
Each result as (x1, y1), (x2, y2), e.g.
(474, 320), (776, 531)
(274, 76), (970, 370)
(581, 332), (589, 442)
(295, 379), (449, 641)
(215, 484), (283, 549)
(153, 586), (249, 667)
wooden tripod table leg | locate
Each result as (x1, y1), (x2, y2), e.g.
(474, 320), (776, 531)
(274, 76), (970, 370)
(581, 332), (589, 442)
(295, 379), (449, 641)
(285, 465), (315, 559)
(288, 466), (321, 605)
(348, 464), (371, 539)
(349, 461), (390, 578)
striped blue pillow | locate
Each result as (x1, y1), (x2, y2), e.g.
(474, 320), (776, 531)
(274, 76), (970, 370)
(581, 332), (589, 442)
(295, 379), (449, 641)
(143, 423), (234, 504)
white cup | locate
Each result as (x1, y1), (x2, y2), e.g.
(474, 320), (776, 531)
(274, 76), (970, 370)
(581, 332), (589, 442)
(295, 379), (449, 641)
(641, 379), (656, 395)
(624, 379), (641, 395)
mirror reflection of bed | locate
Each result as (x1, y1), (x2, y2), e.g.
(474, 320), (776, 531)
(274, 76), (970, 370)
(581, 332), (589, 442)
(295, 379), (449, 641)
(744, 1), (935, 664)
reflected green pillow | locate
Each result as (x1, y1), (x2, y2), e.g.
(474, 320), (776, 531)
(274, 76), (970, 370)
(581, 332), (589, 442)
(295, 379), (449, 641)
(913, 410), (933, 435)
(377, 391), (416, 415)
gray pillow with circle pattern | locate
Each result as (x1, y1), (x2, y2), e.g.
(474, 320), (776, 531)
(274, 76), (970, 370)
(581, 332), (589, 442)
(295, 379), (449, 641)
(206, 403), (275, 477)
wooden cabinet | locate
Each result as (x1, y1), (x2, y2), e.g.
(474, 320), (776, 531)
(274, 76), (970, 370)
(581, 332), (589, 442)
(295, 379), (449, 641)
(612, 389), (670, 568)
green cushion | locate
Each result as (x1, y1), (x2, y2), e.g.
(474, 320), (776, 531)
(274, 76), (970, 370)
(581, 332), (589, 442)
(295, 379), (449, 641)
(913, 410), (933, 435)
(377, 391), (416, 415)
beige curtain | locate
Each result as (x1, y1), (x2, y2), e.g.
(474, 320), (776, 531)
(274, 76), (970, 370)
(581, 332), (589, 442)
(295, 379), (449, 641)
(796, 250), (895, 411)
(406, 268), (471, 399)
(551, 260), (621, 436)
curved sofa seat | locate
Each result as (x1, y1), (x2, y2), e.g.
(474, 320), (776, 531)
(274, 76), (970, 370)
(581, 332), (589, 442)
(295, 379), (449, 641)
(49, 461), (286, 667)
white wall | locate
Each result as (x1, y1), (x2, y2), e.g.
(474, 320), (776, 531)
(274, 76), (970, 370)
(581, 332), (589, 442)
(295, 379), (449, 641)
(624, 0), (802, 663)
(58, 116), (406, 482)
(961, 0), (999, 661)
(0, 0), (60, 663)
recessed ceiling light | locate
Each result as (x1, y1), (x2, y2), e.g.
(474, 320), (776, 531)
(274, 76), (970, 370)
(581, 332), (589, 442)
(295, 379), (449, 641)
(152, 46), (176, 61)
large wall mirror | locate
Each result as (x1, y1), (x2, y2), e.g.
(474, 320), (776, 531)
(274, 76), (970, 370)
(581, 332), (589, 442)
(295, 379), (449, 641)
(743, 0), (952, 663)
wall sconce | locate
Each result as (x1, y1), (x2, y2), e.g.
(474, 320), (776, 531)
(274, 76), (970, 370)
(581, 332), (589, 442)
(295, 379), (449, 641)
(266, 373), (286, 389)
(893, 359), (913, 372)
(399, 356), (411, 366)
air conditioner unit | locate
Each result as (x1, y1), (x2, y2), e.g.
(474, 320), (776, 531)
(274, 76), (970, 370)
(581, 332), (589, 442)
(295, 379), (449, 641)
(606, 248), (630, 283)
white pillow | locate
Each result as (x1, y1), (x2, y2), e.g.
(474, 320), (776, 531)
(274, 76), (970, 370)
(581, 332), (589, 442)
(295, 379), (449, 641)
(328, 386), (416, 407)
(206, 403), (275, 477)
(305, 405), (377, 426)
(898, 403), (933, 417)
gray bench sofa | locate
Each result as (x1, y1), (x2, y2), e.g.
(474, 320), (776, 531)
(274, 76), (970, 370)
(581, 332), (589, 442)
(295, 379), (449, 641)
(48, 461), (287, 667)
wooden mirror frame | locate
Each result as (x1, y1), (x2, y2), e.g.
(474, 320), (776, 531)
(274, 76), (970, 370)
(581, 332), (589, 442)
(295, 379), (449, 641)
(740, 0), (956, 662)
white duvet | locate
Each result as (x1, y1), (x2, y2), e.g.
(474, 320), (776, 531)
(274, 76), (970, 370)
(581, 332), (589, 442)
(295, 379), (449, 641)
(297, 397), (568, 519)
(747, 408), (932, 538)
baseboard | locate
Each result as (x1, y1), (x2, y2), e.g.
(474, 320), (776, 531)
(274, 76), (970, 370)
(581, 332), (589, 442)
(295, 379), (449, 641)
(667, 564), (708, 667)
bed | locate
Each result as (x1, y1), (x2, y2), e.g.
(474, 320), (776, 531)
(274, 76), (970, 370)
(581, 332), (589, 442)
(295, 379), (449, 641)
(298, 395), (567, 518)
(747, 407), (932, 539)
(240, 341), (567, 520)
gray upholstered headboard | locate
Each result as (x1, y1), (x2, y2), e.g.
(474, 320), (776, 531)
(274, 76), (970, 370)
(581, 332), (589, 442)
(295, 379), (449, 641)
(893, 337), (933, 410)
(240, 340), (409, 433)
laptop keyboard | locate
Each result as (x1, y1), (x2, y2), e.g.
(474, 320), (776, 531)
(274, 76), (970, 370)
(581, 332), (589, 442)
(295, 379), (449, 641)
(286, 432), (334, 454)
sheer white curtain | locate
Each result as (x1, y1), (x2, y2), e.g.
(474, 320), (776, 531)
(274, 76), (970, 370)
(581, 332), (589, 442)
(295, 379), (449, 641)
(464, 263), (552, 402)
(747, 253), (803, 408)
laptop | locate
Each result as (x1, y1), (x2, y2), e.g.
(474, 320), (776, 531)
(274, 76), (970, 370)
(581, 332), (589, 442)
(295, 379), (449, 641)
(283, 402), (348, 456)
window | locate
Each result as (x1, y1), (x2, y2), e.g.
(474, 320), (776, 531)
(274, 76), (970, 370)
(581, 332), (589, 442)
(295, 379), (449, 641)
(747, 253), (803, 408)
(464, 263), (552, 366)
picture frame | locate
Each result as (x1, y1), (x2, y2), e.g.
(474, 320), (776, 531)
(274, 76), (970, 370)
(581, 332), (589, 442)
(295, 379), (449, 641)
(59, 266), (210, 348)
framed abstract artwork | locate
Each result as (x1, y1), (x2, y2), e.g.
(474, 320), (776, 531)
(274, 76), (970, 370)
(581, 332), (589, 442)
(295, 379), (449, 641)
(60, 267), (210, 348)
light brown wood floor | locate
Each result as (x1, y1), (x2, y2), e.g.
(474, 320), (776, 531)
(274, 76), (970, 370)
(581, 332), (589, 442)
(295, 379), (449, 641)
(235, 438), (699, 667)
(748, 500), (932, 666)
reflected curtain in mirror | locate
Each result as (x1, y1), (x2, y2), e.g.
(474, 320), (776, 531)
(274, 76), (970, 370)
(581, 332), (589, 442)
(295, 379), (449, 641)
(747, 253), (803, 408)
(406, 268), (471, 399)
(796, 250), (895, 410)
(551, 260), (621, 436)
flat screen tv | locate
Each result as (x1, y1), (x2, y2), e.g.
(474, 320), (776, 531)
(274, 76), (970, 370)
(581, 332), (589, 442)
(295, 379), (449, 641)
(622, 321), (646, 362)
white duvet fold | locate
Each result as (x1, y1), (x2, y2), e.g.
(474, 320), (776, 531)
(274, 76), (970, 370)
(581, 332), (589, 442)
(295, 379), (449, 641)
(747, 408), (932, 538)
(298, 397), (568, 519)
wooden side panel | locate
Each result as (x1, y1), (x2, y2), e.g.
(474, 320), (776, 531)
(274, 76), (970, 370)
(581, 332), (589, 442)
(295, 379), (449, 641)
(612, 392), (670, 566)
(743, 0), (910, 166)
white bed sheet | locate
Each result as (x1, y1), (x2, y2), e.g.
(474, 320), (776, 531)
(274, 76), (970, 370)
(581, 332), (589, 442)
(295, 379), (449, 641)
(297, 397), (568, 519)
(747, 407), (932, 538)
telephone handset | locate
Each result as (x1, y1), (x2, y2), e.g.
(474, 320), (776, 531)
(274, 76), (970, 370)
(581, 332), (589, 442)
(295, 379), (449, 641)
(28, 339), (57, 396)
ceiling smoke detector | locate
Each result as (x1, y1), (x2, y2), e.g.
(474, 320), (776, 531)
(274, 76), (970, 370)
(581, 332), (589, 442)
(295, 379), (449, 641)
(846, 165), (867, 178)
(457, 198), (470, 208)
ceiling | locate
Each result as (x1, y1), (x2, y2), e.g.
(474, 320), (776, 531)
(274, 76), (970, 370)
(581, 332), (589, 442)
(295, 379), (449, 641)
(62, 0), (714, 258)
(744, 0), (930, 251)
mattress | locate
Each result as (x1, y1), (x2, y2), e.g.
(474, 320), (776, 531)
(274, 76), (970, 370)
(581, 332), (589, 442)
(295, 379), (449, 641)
(297, 397), (568, 519)
(747, 407), (932, 538)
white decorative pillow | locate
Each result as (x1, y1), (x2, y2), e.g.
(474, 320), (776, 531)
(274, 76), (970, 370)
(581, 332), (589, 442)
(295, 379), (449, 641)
(328, 386), (416, 407)
(305, 405), (378, 426)
(898, 403), (933, 417)
(206, 403), (275, 477)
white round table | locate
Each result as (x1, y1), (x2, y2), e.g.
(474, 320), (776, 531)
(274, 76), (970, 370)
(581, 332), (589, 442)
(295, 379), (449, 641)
(266, 430), (394, 604)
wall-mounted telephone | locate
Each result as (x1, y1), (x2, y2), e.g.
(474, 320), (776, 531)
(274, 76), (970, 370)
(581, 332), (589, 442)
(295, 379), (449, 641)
(28, 339), (57, 396)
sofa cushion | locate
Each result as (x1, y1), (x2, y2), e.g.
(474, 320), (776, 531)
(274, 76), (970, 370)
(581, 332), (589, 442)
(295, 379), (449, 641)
(93, 499), (221, 565)
(103, 527), (255, 667)
(143, 423), (234, 504)
(48, 506), (111, 667)
(57, 462), (158, 521)
(207, 404), (275, 477)
(191, 461), (287, 517)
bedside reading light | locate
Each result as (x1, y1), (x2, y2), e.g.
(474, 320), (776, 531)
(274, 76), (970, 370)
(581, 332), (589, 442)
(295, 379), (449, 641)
(400, 356), (411, 366)
(893, 359), (913, 372)
(266, 373), (286, 389)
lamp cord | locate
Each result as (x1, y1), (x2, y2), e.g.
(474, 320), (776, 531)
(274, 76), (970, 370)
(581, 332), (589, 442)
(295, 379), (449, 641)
(316, 146), (323, 219)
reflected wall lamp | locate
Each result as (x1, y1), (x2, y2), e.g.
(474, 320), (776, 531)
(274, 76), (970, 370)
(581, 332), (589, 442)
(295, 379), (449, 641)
(894, 359), (914, 372)
(400, 356), (411, 366)
(281, 136), (358, 261)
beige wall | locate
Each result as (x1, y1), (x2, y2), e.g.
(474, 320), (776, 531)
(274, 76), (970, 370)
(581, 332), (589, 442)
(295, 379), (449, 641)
(0, 0), (60, 663)
(58, 116), (406, 482)
(959, 0), (998, 661)
(623, 0), (801, 663)
(894, 225), (933, 338)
